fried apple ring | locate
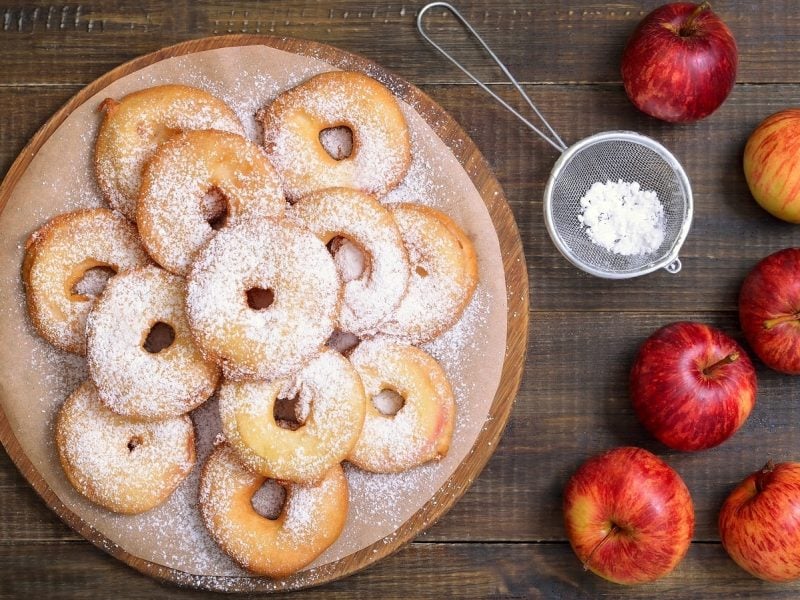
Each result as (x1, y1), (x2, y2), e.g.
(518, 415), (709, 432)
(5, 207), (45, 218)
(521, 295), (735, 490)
(186, 218), (340, 381)
(56, 380), (195, 514)
(220, 348), (365, 484)
(95, 84), (244, 220)
(137, 130), (285, 275)
(86, 266), (219, 420)
(199, 443), (347, 578)
(347, 338), (456, 473)
(22, 208), (151, 354)
(258, 71), (411, 199)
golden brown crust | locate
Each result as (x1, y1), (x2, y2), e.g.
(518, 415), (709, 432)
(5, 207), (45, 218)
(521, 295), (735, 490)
(55, 380), (195, 514)
(258, 71), (411, 199)
(346, 338), (456, 473)
(198, 443), (348, 578)
(22, 208), (151, 355)
(94, 84), (244, 220)
(97, 97), (120, 115)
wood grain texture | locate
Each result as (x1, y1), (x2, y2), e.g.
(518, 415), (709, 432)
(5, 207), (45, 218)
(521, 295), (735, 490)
(0, 2), (799, 85)
(0, 34), (527, 593)
(1, 541), (796, 599)
(3, 0), (800, 597)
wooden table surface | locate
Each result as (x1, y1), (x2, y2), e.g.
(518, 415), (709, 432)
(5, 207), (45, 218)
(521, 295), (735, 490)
(2, 1), (800, 598)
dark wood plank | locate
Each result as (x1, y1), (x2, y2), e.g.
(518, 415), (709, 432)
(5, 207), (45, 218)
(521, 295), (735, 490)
(1, 540), (797, 599)
(437, 311), (800, 544)
(0, 1), (799, 86)
(0, 85), (80, 176)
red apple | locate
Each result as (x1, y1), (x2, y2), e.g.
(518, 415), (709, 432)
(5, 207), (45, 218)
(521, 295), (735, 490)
(630, 322), (756, 451)
(563, 447), (694, 584)
(719, 461), (800, 582)
(739, 248), (800, 374)
(744, 110), (800, 223)
(621, 2), (738, 122)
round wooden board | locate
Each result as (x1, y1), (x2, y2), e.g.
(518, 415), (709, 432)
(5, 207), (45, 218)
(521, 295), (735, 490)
(0, 35), (529, 592)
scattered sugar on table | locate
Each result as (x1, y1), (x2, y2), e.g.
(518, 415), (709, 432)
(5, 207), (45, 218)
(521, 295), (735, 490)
(577, 179), (666, 256)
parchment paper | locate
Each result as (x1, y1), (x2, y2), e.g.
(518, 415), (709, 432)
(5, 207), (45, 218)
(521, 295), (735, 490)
(0, 45), (507, 579)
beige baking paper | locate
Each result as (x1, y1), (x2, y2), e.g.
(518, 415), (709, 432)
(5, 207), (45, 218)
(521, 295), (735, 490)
(0, 45), (507, 578)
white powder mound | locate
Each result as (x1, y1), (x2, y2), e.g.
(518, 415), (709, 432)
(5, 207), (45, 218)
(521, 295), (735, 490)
(577, 179), (665, 256)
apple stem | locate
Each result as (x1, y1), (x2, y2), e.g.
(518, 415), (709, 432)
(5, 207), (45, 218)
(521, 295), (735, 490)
(763, 313), (800, 330)
(702, 352), (740, 376)
(755, 460), (776, 493)
(582, 524), (619, 572)
(679, 2), (711, 36)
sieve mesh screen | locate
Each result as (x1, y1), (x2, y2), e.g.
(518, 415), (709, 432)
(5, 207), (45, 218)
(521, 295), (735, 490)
(546, 134), (691, 278)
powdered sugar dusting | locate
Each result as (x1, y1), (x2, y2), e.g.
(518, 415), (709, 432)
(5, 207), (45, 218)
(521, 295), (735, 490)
(379, 204), (478, 344)
(86, 266), (219, 419)
(381, 125), (445, 206)
(339, 287), (492, 546)
(138, 130), (285, 275)
(577, 179), (665, 256)
(186, 218), (339, 381)
(343, 461), (440, 532)
(56, 380), (195, 513)
(72, 266), (115, 297)
(94, 84), (245, 220)
(331, 238), (366, 283)
(424, 284), (490, 403)
(219, 349), (365, 483)
(97, 396), (244, 575)
(326, 330), (361, 355)
(165, 60), (324, 142)
(318, 126), (353, 160)
(260, 71), (411, 199)
(348, 338), (455, 473)
(289, 189), (409, 335)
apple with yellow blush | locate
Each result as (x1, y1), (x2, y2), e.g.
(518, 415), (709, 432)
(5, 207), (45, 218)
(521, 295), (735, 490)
(744, 109), (800, 223)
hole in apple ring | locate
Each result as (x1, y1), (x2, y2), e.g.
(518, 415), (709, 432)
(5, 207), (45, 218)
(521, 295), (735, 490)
(251, 479), (287, 520)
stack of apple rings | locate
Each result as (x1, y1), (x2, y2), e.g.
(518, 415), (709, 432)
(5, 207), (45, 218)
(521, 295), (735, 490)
(22, 72), (481, 579)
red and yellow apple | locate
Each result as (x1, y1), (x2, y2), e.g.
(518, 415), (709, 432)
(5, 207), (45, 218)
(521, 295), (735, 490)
(743, 109), (800, 223)
(630, 322), (757, 451)
(719, 461), (800, 582)
(621, 2), (738, 123)
(563, 446), (695, 584)
(739, 248), (800, 374)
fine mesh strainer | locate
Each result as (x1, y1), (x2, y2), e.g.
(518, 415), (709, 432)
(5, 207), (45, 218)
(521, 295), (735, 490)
(417, 2), (693, 279)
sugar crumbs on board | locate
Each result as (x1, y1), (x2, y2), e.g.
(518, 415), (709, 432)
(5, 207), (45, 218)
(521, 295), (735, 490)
(577, 179), (666, 256)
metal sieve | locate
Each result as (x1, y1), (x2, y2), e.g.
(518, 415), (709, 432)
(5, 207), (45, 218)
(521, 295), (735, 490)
(418, 2), (693, 279)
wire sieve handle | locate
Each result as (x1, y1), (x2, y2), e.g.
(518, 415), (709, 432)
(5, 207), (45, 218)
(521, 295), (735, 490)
(417, 2), (568, 153)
